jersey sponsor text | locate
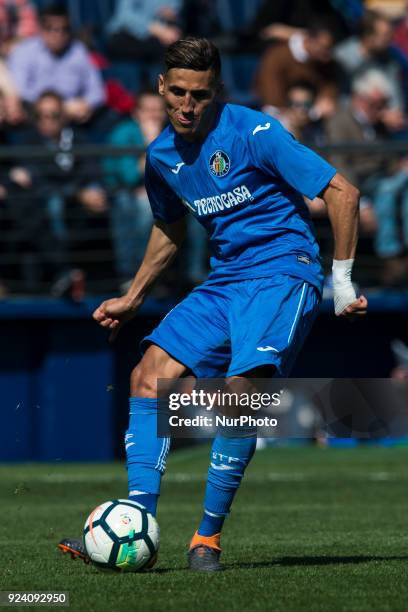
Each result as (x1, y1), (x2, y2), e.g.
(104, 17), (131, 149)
(190, 185), (252, 217)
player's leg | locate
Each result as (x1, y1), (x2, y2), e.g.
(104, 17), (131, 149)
(126, 344), (188, 516)
(128, 282), (231, 517)
(58, 345), (188, 563)
(59, 282), (231, 563)
(188, 276), (320, 571)
(188, 365), (273, 572)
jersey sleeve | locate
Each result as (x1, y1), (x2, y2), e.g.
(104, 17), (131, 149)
(247, 118), (336, 200)
(145, 152), (188, 223)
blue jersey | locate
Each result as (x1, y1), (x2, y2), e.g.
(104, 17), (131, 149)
(145, 103), (336, 292)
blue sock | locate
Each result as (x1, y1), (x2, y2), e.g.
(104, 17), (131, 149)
(198, 433), (257, 536)
(197, 511), (226, 537)
(126, 397), (170, 517)
(129, 492), (159, 516)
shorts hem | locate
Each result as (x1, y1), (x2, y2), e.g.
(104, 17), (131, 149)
(227, 356), (281, 377)
(140, 334), (201, 375)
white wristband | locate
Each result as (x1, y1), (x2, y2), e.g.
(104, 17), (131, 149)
(332, 259), (356, 315)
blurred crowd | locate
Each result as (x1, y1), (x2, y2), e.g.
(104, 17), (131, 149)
(0, 0), (407, 297)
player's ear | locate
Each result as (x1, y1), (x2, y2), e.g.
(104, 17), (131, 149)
(158, 74), (165, 96)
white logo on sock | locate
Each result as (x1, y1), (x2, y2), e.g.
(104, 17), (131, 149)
(210, 462), (234, 471)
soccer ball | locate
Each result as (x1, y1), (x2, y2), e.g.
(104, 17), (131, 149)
(83, 499), (159, 571)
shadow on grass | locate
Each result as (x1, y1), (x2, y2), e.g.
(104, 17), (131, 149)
(104, 555), (408, 574)
(83, 556), (408, 575)
(226, 555), (408, 570)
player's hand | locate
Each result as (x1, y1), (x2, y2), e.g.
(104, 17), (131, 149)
(337, 295), (368, 320)
(93, 295), (141, 342)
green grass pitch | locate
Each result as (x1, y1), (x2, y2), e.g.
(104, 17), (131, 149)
(1, 445), (408, 611)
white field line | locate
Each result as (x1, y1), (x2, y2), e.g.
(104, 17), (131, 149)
(1, 471), (405, 484)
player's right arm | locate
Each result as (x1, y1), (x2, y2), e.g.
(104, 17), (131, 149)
(94, 148), (188, 338)
(93, 217), (186, 339)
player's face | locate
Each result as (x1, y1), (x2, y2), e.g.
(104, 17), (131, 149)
(158, 68), (219, 141)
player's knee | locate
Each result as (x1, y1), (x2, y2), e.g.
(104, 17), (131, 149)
(130, 345), (188, 397)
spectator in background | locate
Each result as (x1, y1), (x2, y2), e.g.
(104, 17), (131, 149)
(8, 3), (105, 124)
(335, 10), (406, 120)
(18, 91), (112, 294)
(104, 90), (164, 285)
(325, 69), (408, 287)
(393, 3), (408, 62)
(391, 2), (408, 104)
(255, 19), (339, 119)
(0, 0), (38, 56)
(106, 0), (182, 62)
(245, 0), (351, 51)
(105, 89), (207, 288)
(0, 90), (69, 294)
(0, 58), (23, 123)
(274, 81), (325, 145)
(0, 85), (32, 294)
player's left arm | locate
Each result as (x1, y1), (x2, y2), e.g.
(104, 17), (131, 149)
(321, 173), (368, 319)
(247, 117), (367, 319)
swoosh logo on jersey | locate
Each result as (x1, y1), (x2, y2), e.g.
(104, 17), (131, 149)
(210, 462), (235, 471)
(125, 442), (136, 450)
(171, 162), (185, 174)
(252, 122), (271, 136)
(257, 345), (279, 352)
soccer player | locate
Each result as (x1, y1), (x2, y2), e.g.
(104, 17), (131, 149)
(58, 37), (367, 571)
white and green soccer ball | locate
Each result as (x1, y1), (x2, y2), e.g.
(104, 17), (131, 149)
(83, 499), (159, 571)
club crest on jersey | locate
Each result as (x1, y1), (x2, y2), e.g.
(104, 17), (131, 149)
(209, 150), (230, 177)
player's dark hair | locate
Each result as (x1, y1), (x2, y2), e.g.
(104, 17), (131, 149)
(361, 10), (388, 38)
(40, 3), (70, 23)
(164, 37), (221, 83)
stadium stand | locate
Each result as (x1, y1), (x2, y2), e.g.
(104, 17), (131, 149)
(0, 0), (407, 297)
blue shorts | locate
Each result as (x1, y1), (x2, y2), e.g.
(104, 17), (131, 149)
(142, 275), (320, 377)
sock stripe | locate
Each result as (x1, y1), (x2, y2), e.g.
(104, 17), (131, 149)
(154, 438), (166, 471)
(204, 509), (227, 518)
(161, 438), (170, 471)
(160, 437), (170, 471)
(155, 437), (170, 472)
